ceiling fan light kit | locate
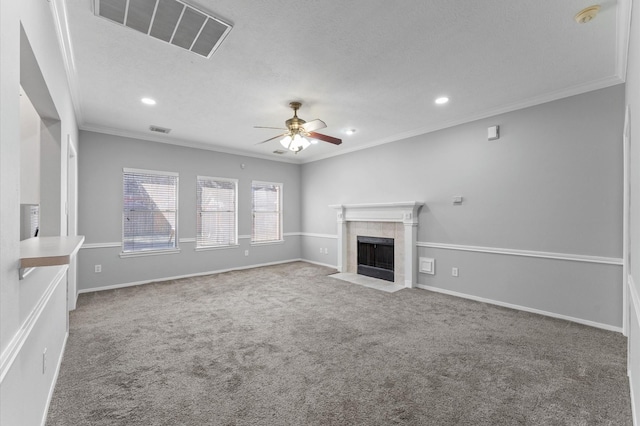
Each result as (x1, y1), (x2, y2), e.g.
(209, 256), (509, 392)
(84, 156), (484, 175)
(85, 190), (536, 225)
(256, 102), (342, 154)
(574, 5), (600, 24)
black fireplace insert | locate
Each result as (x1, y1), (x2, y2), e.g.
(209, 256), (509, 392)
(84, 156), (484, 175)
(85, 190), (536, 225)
(357, 236), (394, 282)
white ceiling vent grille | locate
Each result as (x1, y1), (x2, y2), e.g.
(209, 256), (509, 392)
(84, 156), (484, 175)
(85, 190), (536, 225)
(94, 0), (232, 58)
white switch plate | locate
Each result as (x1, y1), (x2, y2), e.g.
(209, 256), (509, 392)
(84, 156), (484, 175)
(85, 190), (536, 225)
(419, 257), (435, 275)
(453, 196), (463, 205)
(452, 267), (459, 277)
(488, 125), (500, 140)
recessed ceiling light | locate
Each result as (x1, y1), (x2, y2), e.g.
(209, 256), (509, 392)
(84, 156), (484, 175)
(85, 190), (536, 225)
(345, 129), (356, 135)
(141, 97), (156, 105)
(435, 97), (449, 105)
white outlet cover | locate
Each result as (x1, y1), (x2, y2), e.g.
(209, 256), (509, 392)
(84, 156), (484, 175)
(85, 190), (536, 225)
(419, 257), (435, 274)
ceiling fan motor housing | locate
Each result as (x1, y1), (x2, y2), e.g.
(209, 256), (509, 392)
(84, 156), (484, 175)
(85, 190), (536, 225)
(286, 101), (306, 133)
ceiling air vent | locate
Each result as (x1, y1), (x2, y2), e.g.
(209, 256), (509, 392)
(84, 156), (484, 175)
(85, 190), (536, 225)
(94, 0), (232, 58)
(149, 125), (171, 134)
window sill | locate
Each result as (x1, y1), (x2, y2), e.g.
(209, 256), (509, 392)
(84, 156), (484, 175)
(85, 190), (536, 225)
(250, 239), (285, 246)
(195, 244), (239, 252)
(119, 248), (181, 258)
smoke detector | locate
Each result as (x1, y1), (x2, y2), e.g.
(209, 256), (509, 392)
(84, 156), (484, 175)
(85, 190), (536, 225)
(575, 5), (600, 24)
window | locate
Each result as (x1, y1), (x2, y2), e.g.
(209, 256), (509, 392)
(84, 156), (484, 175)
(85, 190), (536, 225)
(197, 176), (237, 248)
(251, 181), (282, 243)
(122, 168), (178, 254)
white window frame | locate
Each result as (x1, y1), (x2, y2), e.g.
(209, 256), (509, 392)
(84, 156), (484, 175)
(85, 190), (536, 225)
(120, 168), (180, 258)
(196, 176), (238, 250)
(251, 180), (284, 245)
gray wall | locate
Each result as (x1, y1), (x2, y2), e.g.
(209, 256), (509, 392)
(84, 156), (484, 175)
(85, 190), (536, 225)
(77, 131), (302, 290)
(301, 85), (625, 329)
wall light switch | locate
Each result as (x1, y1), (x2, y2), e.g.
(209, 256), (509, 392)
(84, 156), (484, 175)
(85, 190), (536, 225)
(419, 257), (435, 275)
(453, 196), (463, 205)
(488, 125), (500, 141)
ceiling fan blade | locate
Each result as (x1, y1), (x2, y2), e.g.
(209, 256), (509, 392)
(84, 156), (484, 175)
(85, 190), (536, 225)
(302, 119), (326, 132)
(256, 133), (286, 145)
(254, 126), (287, 130)
(308, 132), (342, 145)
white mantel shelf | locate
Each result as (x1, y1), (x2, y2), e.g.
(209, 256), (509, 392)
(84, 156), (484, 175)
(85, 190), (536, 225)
(330, 202), (424, 288)
(20, 235), (85, 269)
(330, 202), (424, 224)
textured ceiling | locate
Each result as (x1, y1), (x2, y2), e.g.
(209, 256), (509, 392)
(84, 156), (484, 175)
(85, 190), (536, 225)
(59, 0), (629, 163)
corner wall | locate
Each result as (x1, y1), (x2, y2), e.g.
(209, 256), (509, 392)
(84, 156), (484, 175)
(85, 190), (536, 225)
(301, 85), (625, 331)
(625, 0), (640, 422)
(77, 131), (302, 291)
(1, 0), (79, 424)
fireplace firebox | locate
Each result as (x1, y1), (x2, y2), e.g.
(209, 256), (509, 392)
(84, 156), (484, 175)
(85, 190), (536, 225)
(357, 236), (394, 282)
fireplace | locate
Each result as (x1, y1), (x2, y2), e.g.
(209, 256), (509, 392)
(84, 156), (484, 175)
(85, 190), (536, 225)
(357, 236), (394, 282)
(331, 202), (424, 288)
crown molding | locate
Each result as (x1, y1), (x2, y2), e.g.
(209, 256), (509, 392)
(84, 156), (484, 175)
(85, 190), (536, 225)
(79, 124), (303, 164)
(303, 75), (624, 164)
(50, 0), (84, 125)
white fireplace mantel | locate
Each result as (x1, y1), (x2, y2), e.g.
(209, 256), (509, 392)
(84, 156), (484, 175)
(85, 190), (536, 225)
(330, 202), (424, 288)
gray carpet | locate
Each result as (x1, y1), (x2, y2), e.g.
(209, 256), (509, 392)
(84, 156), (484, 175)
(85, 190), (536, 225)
(47, 261), (632, 425)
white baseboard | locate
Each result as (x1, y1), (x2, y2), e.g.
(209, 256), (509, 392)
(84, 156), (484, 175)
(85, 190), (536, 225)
(629, 275), (639, 426)
(302, 259), (338, 269)
(416, 284), (622, 333)
(77, 258), (304, 294)
(41, 331), (68, 426)
(631, 375), (638, 426)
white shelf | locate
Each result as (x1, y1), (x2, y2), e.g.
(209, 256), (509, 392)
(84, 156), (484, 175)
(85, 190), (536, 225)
(20, 236), (85, 269)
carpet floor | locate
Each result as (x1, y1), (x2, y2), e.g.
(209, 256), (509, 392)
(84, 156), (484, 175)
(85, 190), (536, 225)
(46, 261), (632, 425)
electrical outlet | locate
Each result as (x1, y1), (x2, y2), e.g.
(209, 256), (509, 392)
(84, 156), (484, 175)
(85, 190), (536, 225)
(94, 264), (102, 273)
(324, 248), (328, 255)
(452, 267), (459, 277)
(42, 348), (47, 374)
(320, 247), (323, 254)
(244, 250), (249, 256)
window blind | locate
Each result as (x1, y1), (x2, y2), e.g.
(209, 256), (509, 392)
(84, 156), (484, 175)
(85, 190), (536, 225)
(197, 176), (237, 247)
(251, 181), (282, 243)
(123, 169), (178, 253)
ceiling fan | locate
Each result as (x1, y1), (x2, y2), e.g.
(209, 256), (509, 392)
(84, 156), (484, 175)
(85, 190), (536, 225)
(255, 102), (342, 153)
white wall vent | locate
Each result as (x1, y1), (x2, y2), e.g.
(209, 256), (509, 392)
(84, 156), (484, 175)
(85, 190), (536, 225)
(149, 125), (171, 134)
(94, 0), (232, 58)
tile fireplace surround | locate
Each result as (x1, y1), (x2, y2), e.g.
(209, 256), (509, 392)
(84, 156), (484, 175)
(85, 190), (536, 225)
(330, 202), (424, 288)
